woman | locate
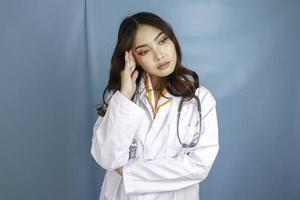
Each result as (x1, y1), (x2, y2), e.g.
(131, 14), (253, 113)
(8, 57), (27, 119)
(91, 12), (219, 200)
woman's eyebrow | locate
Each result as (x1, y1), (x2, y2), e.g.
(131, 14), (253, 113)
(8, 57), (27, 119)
(134, 31), (164, 51)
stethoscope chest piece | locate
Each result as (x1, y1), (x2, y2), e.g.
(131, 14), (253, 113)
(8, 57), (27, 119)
(129, 138), (137, 159)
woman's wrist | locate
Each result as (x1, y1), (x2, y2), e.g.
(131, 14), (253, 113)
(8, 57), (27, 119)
(115, 167), (123, 176)
(120, 89), (132, 99)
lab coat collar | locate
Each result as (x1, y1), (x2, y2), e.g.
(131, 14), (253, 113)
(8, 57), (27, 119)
(136, 72), (173, 101)
(136, 72), (174, 119)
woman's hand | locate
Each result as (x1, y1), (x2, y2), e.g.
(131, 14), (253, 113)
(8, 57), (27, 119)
(115, 167), (123, 176)
(120, 50), (139, 100)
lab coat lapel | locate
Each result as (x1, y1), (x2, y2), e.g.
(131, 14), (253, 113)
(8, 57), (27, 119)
(136, 73), (175, 152)
(136, 72), (174, 122)
(142, 92), (175, 159)
(135, 74), (154, 119)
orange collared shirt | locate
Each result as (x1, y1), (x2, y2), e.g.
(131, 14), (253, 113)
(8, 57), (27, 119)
(143, 73), (172, 119)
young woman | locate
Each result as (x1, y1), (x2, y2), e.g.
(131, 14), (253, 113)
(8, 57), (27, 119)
(91, 12), (219, 200)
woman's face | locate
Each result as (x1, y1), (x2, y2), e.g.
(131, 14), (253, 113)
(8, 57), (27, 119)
(131, 24), (177, 85)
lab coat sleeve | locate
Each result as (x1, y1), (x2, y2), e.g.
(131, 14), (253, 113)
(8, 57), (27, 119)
(90, 90), (145, 170)
(122, 89), (219, 194)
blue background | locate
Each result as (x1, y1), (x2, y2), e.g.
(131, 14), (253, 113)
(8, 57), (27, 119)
(0, 0), (299, 199)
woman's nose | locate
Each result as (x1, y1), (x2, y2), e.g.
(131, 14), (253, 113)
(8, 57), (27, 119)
(154, 49), (164, 61)
(156, 54), (164, 61)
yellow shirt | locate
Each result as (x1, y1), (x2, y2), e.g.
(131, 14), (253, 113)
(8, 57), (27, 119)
(143, 72), (172, 119)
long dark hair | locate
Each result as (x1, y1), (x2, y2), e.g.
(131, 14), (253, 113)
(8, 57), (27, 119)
(97, 12), (199, 116)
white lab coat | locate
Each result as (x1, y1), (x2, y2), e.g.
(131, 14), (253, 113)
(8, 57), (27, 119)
(91, 73), (219, 200)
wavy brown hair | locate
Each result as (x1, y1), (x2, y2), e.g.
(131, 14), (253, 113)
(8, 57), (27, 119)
(97, 12), (200, 116)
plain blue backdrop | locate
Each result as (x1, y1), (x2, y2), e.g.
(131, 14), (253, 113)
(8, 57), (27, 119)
(0, 0), (299, 199)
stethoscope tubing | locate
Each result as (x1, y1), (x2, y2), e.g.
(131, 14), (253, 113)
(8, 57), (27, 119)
(132, 85), (202, 150)
(177, 95), (202, 148)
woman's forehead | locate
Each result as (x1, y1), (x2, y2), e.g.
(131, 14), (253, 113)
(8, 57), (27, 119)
(133, 25), (163, 47)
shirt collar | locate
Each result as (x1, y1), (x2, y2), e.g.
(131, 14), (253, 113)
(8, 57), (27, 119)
(137, 72), (173, 119)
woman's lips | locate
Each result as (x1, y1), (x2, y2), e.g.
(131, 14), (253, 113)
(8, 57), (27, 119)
(157, 61), (170, 70)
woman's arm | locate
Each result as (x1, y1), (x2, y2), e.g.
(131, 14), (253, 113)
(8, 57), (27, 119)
(122, 90), (219, 194)
(90, 90), (145, 170)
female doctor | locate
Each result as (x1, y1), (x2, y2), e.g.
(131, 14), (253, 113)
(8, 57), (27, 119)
(91, 12), (219, 200)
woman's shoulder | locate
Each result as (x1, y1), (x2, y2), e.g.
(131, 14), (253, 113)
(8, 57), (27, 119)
(195, 85), (217, 115)
(104, 89), (116, 103)
(195, 85), (216, 102)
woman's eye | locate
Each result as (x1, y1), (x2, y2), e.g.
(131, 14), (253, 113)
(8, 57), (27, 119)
(159, 37), (168, 45)
(138, 49), (149, 56)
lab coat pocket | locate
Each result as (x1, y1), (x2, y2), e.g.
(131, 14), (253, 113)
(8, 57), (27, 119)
(182, 124), (199, 146)
(166, 124), (199, 158)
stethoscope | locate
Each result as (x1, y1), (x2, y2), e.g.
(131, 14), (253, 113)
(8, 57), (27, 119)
(128, 85), (202, 159)
(177, 95), (202, 148)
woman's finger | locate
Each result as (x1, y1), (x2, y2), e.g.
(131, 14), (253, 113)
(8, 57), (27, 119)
(128, 51), (136, 71)
(124, 51), (129, 70)
(124, 51), (133, 72)
(132, 70), (139, 82)
(126, 51), (135, 73)
(130, 51), (136, 65)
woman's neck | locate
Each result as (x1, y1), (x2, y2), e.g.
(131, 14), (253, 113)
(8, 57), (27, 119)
(149, 74), (161, 90)
(149, 74), (162, 107)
